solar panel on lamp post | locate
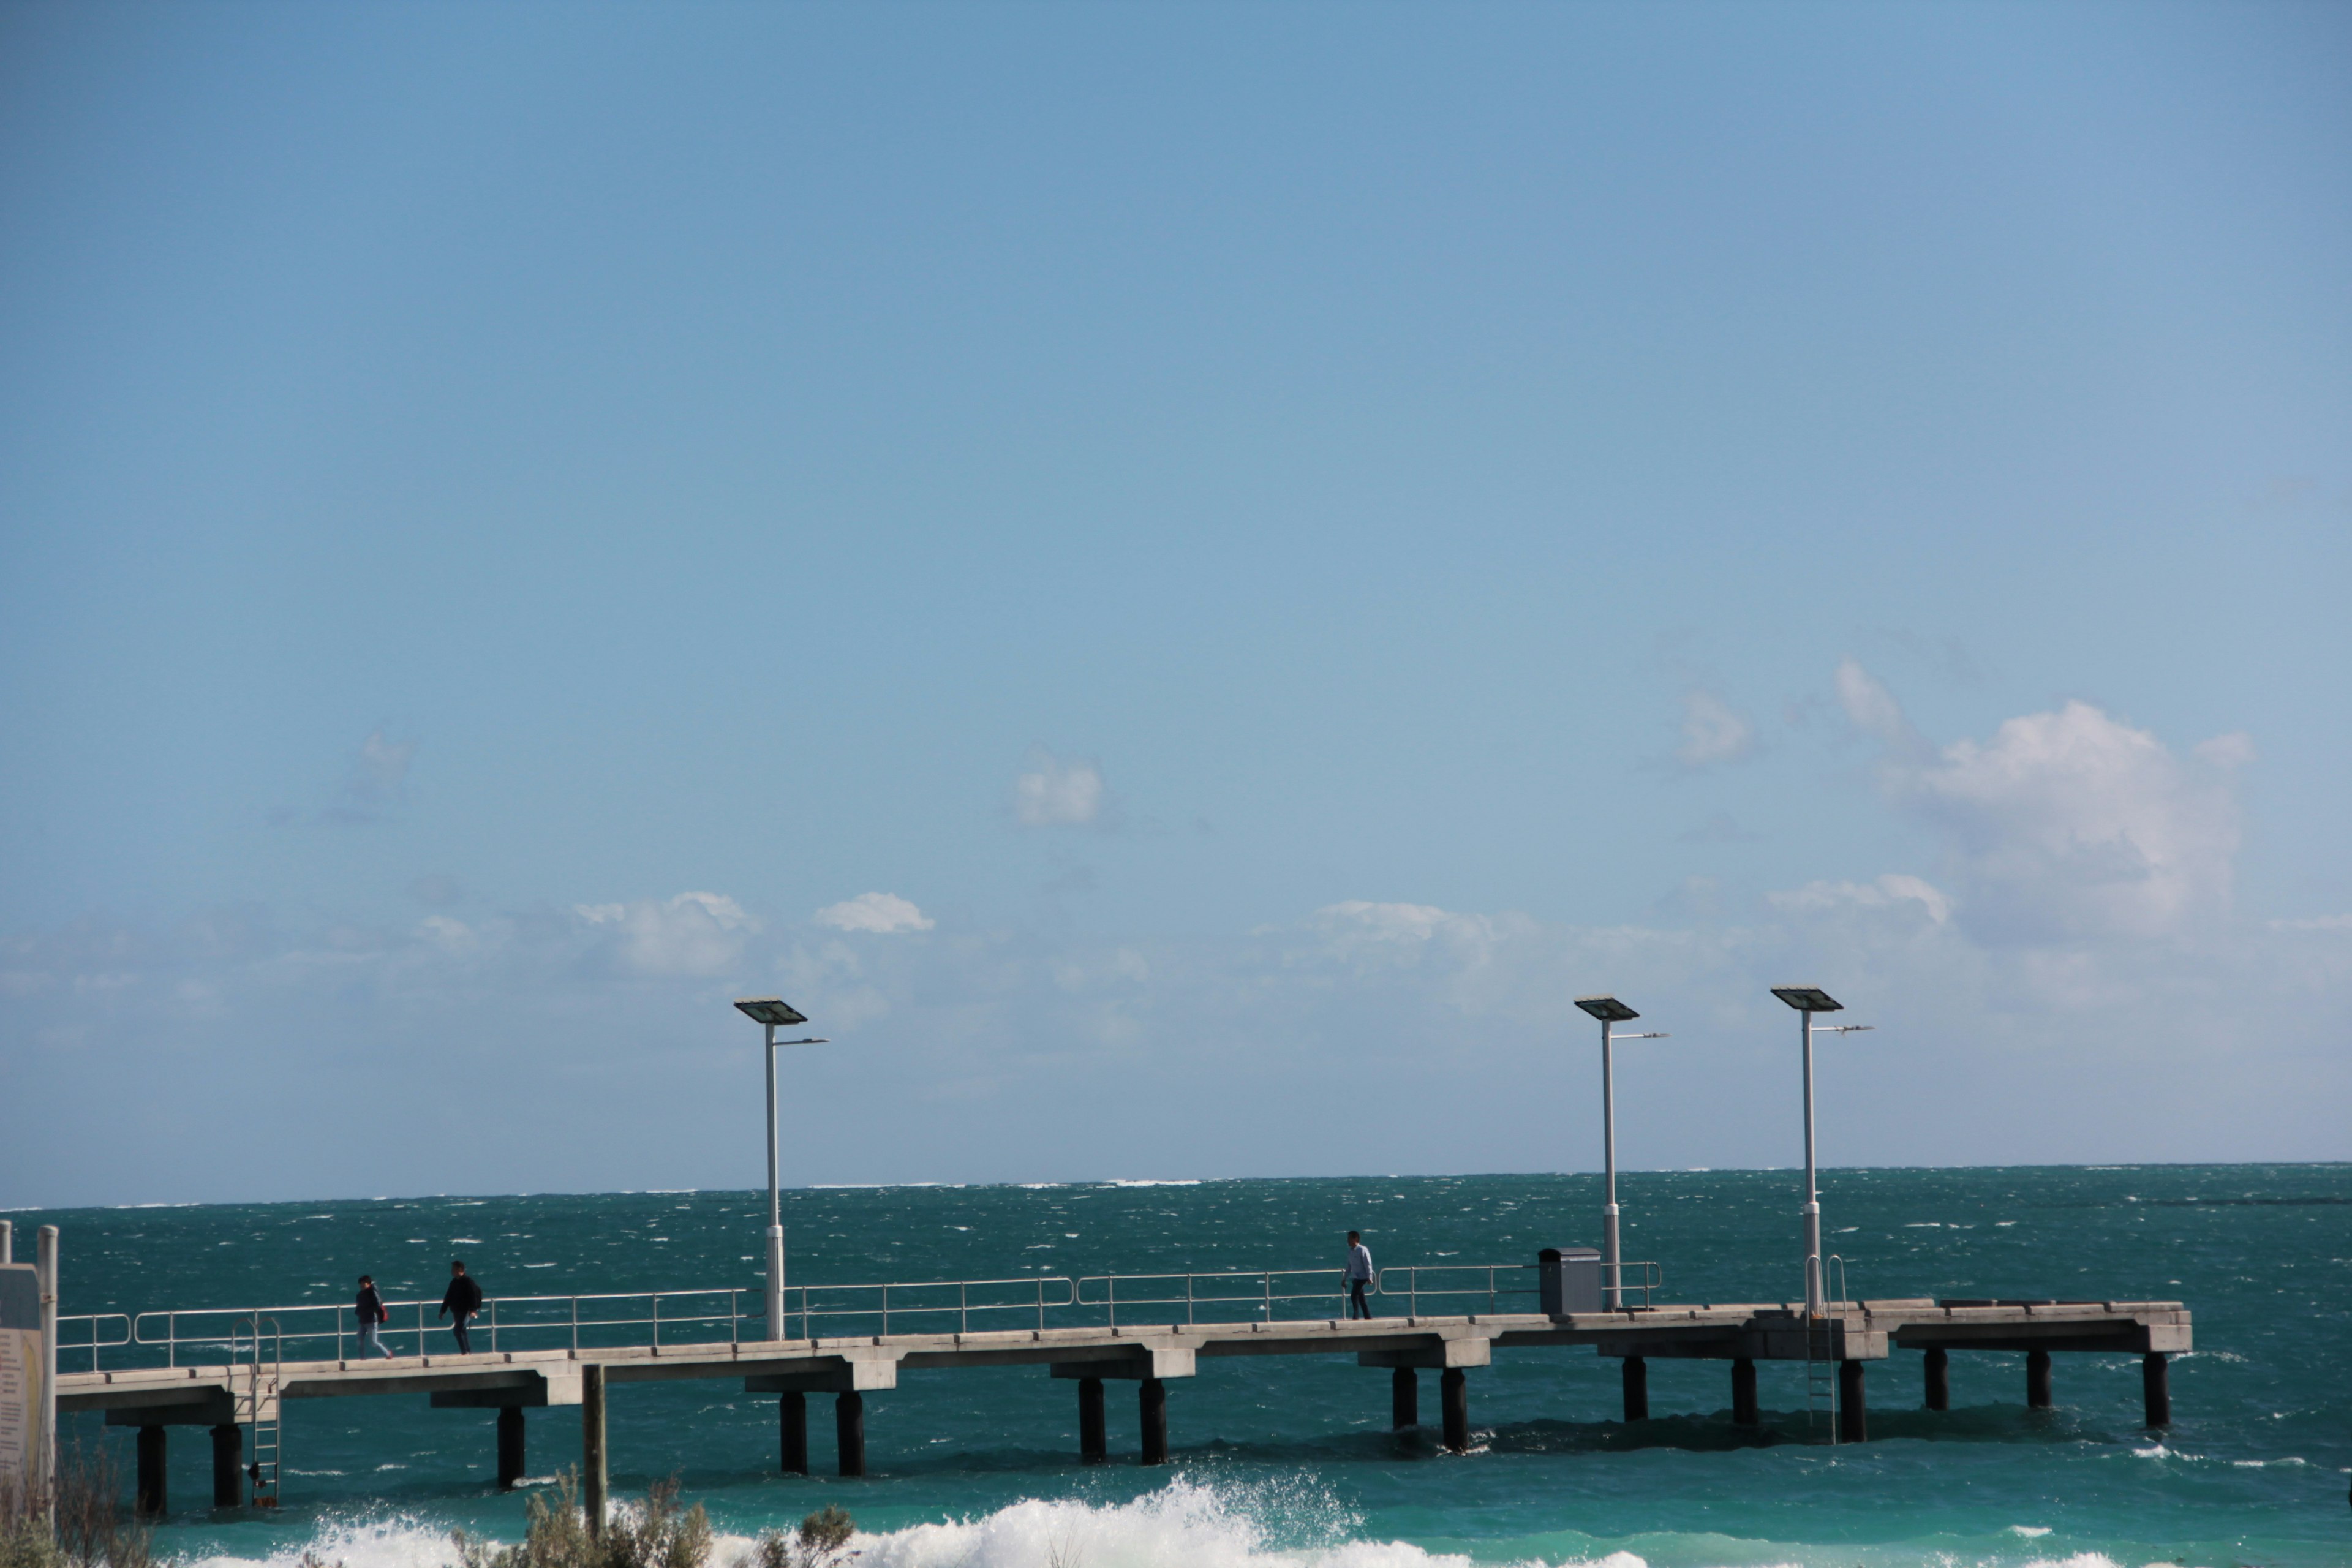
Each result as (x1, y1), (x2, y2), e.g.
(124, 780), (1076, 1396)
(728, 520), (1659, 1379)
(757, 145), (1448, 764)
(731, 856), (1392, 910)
(1770, 987), (1873, 1316)
(734, 998), (827, 1341)
(1572, 996), (1668, 1311)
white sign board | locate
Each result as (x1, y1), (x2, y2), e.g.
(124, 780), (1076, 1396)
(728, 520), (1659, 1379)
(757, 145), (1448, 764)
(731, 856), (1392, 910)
(0, 1263), (39, 1497)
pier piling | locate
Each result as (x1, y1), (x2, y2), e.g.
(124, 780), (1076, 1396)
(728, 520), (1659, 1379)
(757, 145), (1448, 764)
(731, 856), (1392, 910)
(1139, 1378), (1169, 1464)
(135, 1426), (165, 1516)
(2026, 1349), (2052, 1409)
(780, 1392), (808, 1474)
(1439, 1368), (1469, 1453)
(497, 1408), (526, 1491)
(581, 1365), (608, 1537)
(1730, 1358), (1758, 1425)
(835, 1392), (865, 1477)
(1923, 1348), (1949, 1411)
(1837, 1360), (1867, 1443)
(1621, 1356), (1648, 1422)
(209, 1423), (242, 1509)
(1390, 1367), (1417, 1430)
(1077, 1377), (1107, 1464)
(2141, 1352), (2170, 1428)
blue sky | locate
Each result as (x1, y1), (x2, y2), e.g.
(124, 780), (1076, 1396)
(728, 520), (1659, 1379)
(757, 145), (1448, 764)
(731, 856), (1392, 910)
(3, 2), (2348, 1207)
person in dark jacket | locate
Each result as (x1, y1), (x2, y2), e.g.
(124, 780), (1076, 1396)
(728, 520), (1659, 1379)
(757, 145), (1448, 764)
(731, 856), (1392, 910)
(439, 1259), (484, 1354)
(355, 1274), (393, 1359)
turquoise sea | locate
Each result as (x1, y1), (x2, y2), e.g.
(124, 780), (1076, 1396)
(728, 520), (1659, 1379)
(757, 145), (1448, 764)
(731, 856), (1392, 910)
(13, 1164), (2351, 1568)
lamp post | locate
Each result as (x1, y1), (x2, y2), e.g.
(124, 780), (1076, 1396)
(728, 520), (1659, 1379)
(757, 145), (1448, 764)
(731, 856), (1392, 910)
(1572, 996), (1668, 1310)
(734, 998), (828, 1341)
(1770, 987), (1872, 1316)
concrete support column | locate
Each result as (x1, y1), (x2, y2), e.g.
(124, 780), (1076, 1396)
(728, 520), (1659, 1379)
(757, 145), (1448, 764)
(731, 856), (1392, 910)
(1730, 1359), (1758, 1426)
(1439, 1368), (1469, 1453)
(1138, 1378), (1169, 1466)
(1077, 1378), (1106, 1465)
(135, 1427), (166, 1517)
(2142, 1353), (2170, 1428)
(1837, 1360), (1867, 1444)
(1621, 1356), (1648, 1423)
(497, 1408), (526, 1491)
(209, 1424), (243, 1509)
(581, 1365), (608, 1539)
(835, 1392), (866, 1478)
(779, 1392), (808, 1475)
(1390, 1367), (1418, 1431)
(1924, 1348), (1950, 1411)
(2026, 1349), (2053, 1409)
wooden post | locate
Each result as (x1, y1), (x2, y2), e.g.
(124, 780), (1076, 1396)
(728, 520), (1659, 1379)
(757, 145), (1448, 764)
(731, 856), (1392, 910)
(135, 1427), (167, 1516)
(497, 1408), (526, 1491)
(779, 1392), (808, 1474)
(2141, 1352), (2170, 1428)
(209, 1424), (243, 1509)
(581, 1365), (608, 1538)
(1439, 1368), (1469, 1453)
(1924, 1348), (1950, 1411)
(2026, 1349), (2052, 1409)
(1621, 1356), (1648, 1423)
(1138, 1378), (1169, 1465)
(1730, 1358), (1758, 1426)
(1077, 1378), (1106, 1464)
(835, 1392), (865, 1477)
(1390, 1367), (1418, 1430)
(1837, 1359), (1867, 1443)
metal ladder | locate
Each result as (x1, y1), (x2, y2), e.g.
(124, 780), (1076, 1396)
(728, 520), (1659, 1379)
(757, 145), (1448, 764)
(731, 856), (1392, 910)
(233, 1315), (284, 1507)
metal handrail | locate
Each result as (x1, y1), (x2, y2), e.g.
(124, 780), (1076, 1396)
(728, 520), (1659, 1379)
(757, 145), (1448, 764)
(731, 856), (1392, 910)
(1376, 1260), (1662, 1316)
(132, 1287), (758, 1366)
(51, 1314), (133, 1373)
(1074, 1269), (1354, 1327)
(786, 1276), (1077, 1338)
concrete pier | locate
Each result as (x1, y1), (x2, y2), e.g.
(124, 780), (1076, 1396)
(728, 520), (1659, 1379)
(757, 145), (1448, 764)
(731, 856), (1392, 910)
(1077, 1376), (1106, 1463)
(496, 1408), (525, 1491)
(135, 1426), (165, 1516)
(1621, 1355), (1648, 1422)
(210, 1423), (242, 1509)
(835, 1392), (865, 1477)
(2142, 1352), (2170, 1427)
(779, 1391), (807, 1474)
(1923, 1346), (1949, 1410)
(1439, 1368), (1468, 1452)
(1837, 1360), (1866, 1443)
(1729, 1357), (1758, 1425)
(1390, 1366), (1417, 1430)
(580, 1365), (607, 1539)
(1138, 1378), (1168, 1464)
(2026, 1348), (2053, 1409)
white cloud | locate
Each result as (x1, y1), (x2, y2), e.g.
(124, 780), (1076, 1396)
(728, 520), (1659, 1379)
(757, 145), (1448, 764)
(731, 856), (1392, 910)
(1770, 873), (1953, 926)
(573, 891), (757, 976)
(1676, 689), (1757, 767)
(815, 892), (935, 935)
(1013, 752), (1106, 827)
(1834, 657), (1921, 751)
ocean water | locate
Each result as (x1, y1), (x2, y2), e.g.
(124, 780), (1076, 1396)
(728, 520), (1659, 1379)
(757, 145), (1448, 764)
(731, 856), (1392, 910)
(13, 1164), (2350, 1568)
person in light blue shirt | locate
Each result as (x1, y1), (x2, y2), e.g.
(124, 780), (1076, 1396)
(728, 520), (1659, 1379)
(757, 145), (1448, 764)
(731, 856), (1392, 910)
(1344, 1231), (1374, 1319)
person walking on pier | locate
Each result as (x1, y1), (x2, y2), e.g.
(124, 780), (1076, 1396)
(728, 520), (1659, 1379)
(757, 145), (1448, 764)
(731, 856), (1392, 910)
(440, 1259), (483, 1355)
(1345, 1231), (1375, 1319)
(355, 1274), (393, 1359)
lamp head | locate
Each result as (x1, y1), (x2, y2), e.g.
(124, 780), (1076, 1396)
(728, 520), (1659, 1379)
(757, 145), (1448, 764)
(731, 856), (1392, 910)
(1574, 995), (1640, 1023)
(1771, 986), (1844, 1014)
(734, 997), (808, 1027)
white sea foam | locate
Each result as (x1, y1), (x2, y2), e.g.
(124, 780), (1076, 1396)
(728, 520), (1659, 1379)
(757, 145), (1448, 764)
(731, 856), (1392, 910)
(1104, 1179), (1204, 1188)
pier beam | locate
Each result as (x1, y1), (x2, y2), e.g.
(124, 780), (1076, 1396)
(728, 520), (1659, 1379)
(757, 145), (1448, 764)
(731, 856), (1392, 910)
(1439, 1368), (1469, 1453)
(2141, 1352), (2170, 1428)
(1730, 1359), (1758, 1427)
(2026, 1349), (2052, 1409)
(209, 1424), (242, 1509)
(835, 1392), (866, 1478)
(1077, 1378), (1106, 1464)
(1138, 1378), (1169, 1466)
(1621, 1356), (1648, 1423)
(1837, 1360), (1867, 1444)
(135, 1426), (166, 1517)
(581, 1365), (608, 1538)
(497, 1408), (526, 1491)
(780, 1392), (808, 1475)
(1390, 1368), (1417, 1431)
(1923, 1348), (1949, 1411)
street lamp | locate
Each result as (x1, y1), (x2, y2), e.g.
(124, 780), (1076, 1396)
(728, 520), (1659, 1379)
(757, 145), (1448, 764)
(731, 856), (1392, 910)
(1572, 996), (1668, 1310)
(734, 998), (829, 1340)
(1770, 986), (1873, 1316)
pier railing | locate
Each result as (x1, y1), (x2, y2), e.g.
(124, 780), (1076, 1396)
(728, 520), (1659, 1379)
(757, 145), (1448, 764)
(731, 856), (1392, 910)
(54, 1257), (1640, 1373)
